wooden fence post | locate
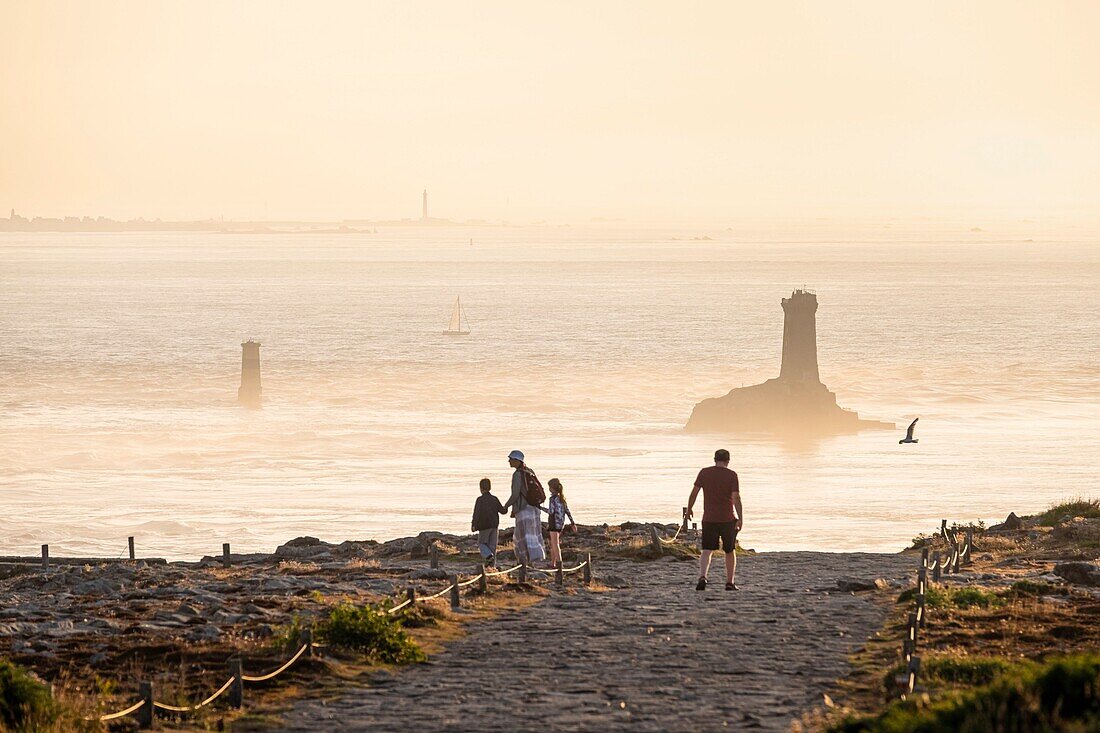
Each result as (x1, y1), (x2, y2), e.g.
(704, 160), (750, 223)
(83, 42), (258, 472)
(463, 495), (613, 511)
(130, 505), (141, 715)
(906, 655), (921, 695)
(555, 561), (564, 588)
(479, 565), (488, 593)
(952, 545), (961, 574)
(908, 612), (919, 649)
(932, 551), (942, 582)
(648, 524), (662, 553)
(916, 567), (928, 628)
(299, 628), (313, 658)
(920, 547), (929, 569)
(449, 574), (460, 609)
(128, 536), (136, 561)
(228, 658), (243, 709)
(137, 681), (154, 729)
(940, 519), (948, 541)
(41, 544), (49, 571)
(681, 507), (689, 533)
(583, 554), (592, 585)
(964, 528), (973, 565)
(430, 543), (439, 569)
(222, 543), (231, 569)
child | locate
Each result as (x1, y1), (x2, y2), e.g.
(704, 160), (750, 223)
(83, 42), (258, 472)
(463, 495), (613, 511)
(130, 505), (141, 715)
(471, 478), (506, 566)
(544, 478), (576, 568)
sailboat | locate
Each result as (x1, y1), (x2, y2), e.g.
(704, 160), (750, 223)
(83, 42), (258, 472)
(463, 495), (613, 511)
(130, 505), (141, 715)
(444, 296), (471, 336)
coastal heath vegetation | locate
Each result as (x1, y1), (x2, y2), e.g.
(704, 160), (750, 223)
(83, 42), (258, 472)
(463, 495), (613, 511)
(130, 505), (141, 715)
(276, 604), (426, 664)
(894, 586), (1004, 610)
(0, 659), (56, 733)
(1036, 498), (1100, 527)
(0, 659), (97, 733)
(832, 653), (1100, 732)
(321, 604), (426, 663)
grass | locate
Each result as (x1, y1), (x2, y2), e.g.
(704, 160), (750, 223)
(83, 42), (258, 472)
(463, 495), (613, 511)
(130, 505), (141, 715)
(899, 586), (1004, 611)
(902, 655), (1026, 688)
(0, 659), (59, 732)
(898, 581), (1067, 608)
(832, 653), (1100, 732)
(1035, 498), (1100, 527)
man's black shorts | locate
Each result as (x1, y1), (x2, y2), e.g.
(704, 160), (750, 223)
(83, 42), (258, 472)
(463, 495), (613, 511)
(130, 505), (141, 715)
(701, 521), (737, 553)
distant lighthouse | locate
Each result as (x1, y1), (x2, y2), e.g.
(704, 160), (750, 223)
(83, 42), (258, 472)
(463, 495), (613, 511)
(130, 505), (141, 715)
(238, 339), (262, 407)
(421, 189), (429, 221)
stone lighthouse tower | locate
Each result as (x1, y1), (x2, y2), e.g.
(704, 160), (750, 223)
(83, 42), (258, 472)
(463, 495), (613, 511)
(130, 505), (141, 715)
(779, 289), (821, 384)
(238, 339), (262, 407)
(685, 289), (893, 434)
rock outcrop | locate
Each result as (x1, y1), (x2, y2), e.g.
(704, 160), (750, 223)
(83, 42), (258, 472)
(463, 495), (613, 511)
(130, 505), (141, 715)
(686, 290), (892, 435)
(1053, 562), (1100, 587)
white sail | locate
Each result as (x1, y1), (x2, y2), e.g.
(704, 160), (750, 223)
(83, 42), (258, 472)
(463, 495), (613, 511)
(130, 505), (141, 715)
(448, 297), (463, 332)
(445, 296), (469, 334)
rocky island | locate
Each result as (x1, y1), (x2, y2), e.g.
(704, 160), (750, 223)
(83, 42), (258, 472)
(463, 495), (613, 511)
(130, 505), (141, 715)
(686, 289), (893, 435)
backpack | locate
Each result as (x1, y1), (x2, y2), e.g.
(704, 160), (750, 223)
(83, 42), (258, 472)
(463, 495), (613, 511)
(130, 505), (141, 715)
(521, 468), (546, 507)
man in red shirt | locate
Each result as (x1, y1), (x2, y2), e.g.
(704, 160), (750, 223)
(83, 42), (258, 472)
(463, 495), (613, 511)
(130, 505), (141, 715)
(686, 449), (742, 591)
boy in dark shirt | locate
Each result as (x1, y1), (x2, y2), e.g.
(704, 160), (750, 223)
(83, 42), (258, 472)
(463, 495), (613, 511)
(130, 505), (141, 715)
(471, 478), (506, 566)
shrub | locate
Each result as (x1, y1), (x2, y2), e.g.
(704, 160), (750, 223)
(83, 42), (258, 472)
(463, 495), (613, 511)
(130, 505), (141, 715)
(0, 659), (58, 731)
(909, 534), (935, 550)
(398, 602), (446, 629)
(834, 653), (1100, 732)
(880, 656), (1026, 700)
(318, 604), (425, 664)
(922, 586), (1003, 610)
(1035, 498), (1100, 527)
(1005, 580), (1068, 598)
(949, 521), (985, 534)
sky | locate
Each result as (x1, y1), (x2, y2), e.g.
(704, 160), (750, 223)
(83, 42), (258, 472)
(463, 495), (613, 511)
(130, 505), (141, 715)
(2, 1), (1100, 223)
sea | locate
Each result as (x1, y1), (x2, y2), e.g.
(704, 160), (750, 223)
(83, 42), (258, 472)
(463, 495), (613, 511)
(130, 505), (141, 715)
(2, 224), (1097, 560)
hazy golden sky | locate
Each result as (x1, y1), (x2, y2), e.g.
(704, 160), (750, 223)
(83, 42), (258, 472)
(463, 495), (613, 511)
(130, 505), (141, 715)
(3, 1), (1100, 222)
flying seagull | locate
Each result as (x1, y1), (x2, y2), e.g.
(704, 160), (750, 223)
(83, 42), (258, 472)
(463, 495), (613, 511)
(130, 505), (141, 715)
(899, 418), (919, 444)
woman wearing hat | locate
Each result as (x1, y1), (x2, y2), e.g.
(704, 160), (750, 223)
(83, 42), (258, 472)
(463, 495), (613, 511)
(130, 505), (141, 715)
(502, 450), (547, 565)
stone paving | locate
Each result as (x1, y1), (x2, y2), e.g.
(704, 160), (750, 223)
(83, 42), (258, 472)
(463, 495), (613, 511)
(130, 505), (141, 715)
(282, 551), (914, 732)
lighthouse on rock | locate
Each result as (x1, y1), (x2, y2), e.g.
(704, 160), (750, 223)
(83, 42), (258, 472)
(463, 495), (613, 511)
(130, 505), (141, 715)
(238, 339), (262, 408)
(686, 290), (892, 435)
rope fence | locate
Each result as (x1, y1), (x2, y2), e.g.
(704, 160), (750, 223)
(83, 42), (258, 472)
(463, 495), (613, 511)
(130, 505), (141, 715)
(25, 515), (975, 725)
(657, 507), (696, 545)
(80, 544), (593, 729)
(895, 520), (975, 698)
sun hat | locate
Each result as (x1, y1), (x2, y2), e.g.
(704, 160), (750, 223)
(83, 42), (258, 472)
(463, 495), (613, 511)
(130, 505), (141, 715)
(507, 449), (525, 462)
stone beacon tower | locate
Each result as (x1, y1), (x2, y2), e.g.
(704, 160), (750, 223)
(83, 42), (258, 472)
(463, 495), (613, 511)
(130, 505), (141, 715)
(238, 339), (262, 408)
(686, 290), (891, 435)
(779, 289), (821, 383)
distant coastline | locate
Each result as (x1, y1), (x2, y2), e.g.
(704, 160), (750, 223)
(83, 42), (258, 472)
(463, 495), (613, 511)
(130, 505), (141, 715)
(0, 214), (483, 234)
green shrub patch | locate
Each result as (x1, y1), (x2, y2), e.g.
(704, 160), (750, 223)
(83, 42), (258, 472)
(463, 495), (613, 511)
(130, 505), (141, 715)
(836, 653), (1100, 732)
(318, 604), (426, 664)
(0, 659), (58, 732)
